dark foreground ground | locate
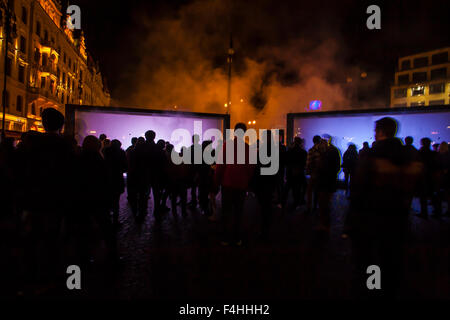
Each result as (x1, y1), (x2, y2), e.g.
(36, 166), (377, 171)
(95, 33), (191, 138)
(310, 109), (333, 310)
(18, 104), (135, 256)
(1, 189), (449, 300)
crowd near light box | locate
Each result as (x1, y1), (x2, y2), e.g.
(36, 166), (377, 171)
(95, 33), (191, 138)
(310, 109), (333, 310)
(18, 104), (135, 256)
(65, 105), (230, 151)
(287, 105), (450, 179)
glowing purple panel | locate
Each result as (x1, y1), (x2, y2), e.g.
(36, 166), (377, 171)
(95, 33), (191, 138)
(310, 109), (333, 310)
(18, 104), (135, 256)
(293, 110), (450, 179)
(74, 110), (224, 150)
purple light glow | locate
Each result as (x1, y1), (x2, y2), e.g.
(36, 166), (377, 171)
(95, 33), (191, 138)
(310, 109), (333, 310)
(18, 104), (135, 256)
(74, 110), (224, 151)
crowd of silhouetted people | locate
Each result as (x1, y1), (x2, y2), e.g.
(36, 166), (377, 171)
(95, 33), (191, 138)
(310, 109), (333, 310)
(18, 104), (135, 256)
(0, 108), (449, 298)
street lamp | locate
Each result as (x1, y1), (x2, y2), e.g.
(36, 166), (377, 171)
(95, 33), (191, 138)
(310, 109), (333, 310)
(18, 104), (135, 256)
(0, 0), (17, 142)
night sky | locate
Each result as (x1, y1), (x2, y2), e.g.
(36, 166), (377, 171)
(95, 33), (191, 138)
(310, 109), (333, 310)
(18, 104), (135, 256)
(74, 0), (449, 110)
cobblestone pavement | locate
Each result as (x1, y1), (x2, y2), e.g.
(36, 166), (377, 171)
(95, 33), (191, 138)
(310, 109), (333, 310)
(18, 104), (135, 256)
(1, 190), (449, 299)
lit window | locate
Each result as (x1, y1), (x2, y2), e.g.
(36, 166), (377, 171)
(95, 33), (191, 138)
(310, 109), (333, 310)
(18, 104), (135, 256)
(411, 85), (424, 96)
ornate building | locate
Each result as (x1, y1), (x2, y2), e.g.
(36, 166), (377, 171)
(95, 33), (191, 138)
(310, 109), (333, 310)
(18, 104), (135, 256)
(0, 0), (110, 137)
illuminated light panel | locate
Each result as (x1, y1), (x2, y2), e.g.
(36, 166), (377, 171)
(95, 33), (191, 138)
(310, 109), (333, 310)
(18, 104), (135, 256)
(293, 110), (450, 179)
(74, 110), (224, 151)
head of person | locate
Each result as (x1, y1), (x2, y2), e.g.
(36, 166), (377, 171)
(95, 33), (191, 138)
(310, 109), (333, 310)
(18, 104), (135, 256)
(432, 143), (440, 151)
(405, 136), (413, 146)
(131, 137), (138, 146)
(111, 139), (122, 150)
(313, 135), (321, 145)
(375, 117), (397, 141)
(322, 134), (332, 145)
(438, 141), (448, 154)
(234, 122), (247, 139)
(103, 139), (111, 148)
(99, 134), (107, 141)
(166, 143), (174, 153)
(42, 108), (64, 134)
(363, 141), (369, 149)
(420, 137), (431, 149)
(348, 143), (357, 152)
(294, 136), (302, 147)
(82, 135), (101, 153)
(157, 139), (165, 150)
(136, 137), (145, 146)
(145, 130), (156, 142)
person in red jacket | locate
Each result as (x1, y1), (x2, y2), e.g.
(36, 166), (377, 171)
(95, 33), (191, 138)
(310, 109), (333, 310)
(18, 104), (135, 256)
(215, 122), (255, 246)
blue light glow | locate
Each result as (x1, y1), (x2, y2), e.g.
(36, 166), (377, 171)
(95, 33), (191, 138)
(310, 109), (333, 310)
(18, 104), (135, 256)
(293, 110), (450, 179)
(309, 100), (322, 110)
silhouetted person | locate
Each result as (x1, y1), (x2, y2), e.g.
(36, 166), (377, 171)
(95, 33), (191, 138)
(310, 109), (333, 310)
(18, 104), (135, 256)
(418, 137), (440, 217)
(305, 135), (323, 213)
(188, 134), (202, 209)
(316, 135), (341, 233)
(350, 117), (422, 298)
(198, 140), (215, 215)
(215, 123), (255, 246)
(404, 136), (418, 161)
(127, 137), (150, 218)
(167, 146), (190, 216)
(77, 135), (116, 263)
(253, 130), (278, 241)
(125, 137), (138, 203)
(152, 139), (168, 217)
(104, 139), (128, 227)
(358, 141), (370, 160)
(275, 135), (287, 207)
(342, 143), (358, 197)
(126, 137), (138, 155)
(0, 137), (16, 219)
(16, 108), (74, 293)
(437, 142), (450, 215)
(144, 130), (165, 217)
(432, 143), (440, 152)
(101, 138), (111, 157)
(283, 137), (307, 210)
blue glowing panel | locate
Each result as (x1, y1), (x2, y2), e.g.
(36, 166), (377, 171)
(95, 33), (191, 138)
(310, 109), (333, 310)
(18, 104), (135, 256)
(74, 110), (224, 151)
(293, 109), (450, 179)
(309, 100), (322, 110)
